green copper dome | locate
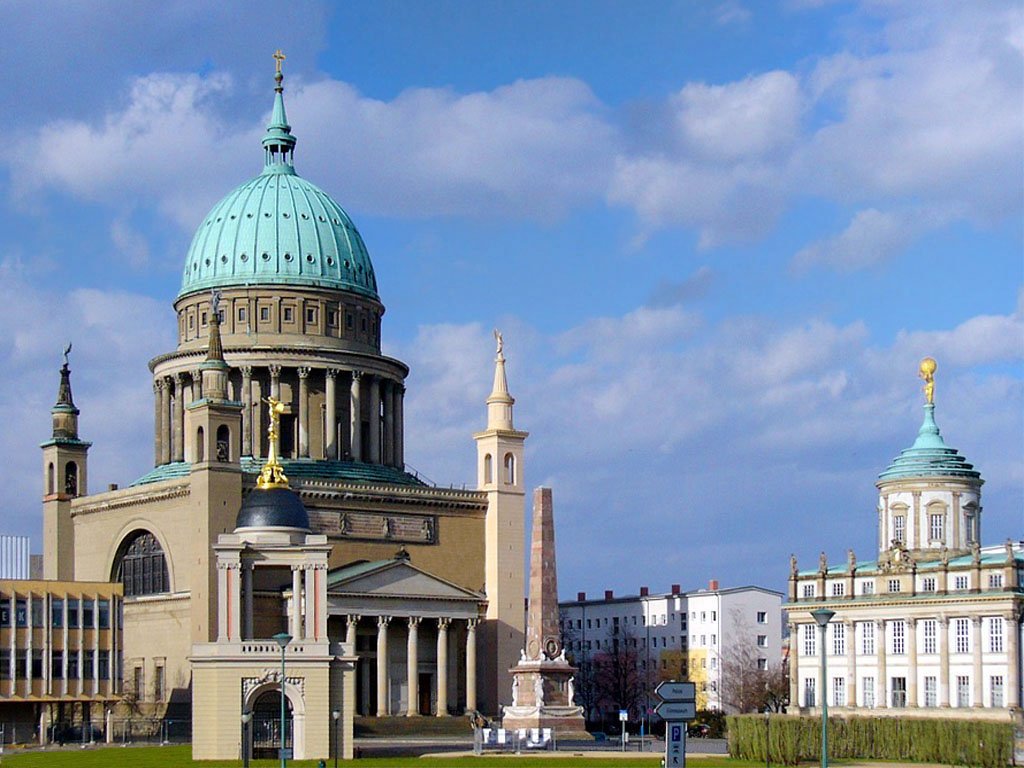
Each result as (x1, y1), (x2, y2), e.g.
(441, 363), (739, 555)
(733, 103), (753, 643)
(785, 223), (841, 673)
(178, 71), (378, 300)
(878, 404), (981, 482)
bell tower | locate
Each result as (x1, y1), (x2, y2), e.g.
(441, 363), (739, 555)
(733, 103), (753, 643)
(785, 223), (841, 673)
(42, 345), (91, 580)
(474, 330), (528, 714)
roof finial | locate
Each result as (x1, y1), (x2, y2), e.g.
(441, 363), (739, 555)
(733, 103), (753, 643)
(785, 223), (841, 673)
(257, 396), (290, 489)
(273, 49), (286, 85)
(919, 357), (936, 405)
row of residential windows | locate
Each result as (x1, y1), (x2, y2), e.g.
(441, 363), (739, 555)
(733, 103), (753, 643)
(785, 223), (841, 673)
(801, 617), (1005, 656)
(0, 598), (113, 629)
(562, 609), (768, 632)
(803, 674), (1004, 708)
(802, 571), (1002, 598)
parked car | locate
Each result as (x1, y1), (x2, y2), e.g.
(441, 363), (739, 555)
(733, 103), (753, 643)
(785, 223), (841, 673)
(686, 723), (710, 738)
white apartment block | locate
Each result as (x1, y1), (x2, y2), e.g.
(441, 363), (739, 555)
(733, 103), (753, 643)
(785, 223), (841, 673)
(560, 580), (783, 715)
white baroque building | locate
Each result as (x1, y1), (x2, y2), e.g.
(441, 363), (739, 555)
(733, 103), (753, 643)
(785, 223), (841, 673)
(559, 580), (783, 714)
(786, 360), (1023, 721)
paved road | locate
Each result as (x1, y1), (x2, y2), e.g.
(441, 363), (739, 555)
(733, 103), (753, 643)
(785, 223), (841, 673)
(354, 736), (729, 758)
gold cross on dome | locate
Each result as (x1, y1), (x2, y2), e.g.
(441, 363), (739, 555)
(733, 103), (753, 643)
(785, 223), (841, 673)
(273, 49), (286, 74)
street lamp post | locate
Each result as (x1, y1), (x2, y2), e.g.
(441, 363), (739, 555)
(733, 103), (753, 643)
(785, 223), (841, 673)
(273, 632), (293, 768)
(810, 609), (835, 768)
(764, 707), (770, 768)
(241, 711), (252, 768)
(331, 709), (340, 768)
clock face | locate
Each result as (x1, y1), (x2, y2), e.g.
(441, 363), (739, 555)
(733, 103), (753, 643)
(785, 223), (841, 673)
(527, 639), (541, 658)
(544, 638), (560, 658)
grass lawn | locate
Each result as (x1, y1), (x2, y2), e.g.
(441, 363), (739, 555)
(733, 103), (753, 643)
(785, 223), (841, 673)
(0, 745), (772, 767)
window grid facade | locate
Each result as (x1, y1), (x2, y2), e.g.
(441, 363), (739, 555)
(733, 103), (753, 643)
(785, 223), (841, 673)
(832, 623), (845, 656)
(988, 617), (1004, 653)
(922, 619), (937, 654)
(891, 620), (905, 655)
(954, 618), (970, 654)
(861, 622), (875, 655)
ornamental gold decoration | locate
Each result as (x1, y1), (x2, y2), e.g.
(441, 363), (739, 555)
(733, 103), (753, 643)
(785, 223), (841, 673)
(919, 356), (937, 405)
(257, 396), (289, 489)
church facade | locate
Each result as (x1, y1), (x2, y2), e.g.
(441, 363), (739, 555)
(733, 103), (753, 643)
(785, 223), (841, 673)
(40, 59), (528, 757)
(786, 359), (1022, 721)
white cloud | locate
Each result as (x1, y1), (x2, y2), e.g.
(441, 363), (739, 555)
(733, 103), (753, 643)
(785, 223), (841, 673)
(393, 298), (1022, 593)
(12, 74), (616, 228)
(791, 208), (925, 272)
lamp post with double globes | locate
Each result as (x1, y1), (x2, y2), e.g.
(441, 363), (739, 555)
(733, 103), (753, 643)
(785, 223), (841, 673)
(331, 709), (341, 768)
(810, 608), (835, 768)
(273, 632), (293, 768)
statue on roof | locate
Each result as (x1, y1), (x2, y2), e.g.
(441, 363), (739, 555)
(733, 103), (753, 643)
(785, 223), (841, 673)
(789, 554), (798, 577)
(257, 396), (289, 489)
(818, 551), (828, 573)
(847, 548), (856, 572)
(919, 357), (936, 405)
(62, 342), (72, 367)
(493, 328), (503, 357)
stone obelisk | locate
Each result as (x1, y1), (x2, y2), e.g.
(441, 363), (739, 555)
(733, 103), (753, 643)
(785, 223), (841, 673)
(502, 487), (586, 734)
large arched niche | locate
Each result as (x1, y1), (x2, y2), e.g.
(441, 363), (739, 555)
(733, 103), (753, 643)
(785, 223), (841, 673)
(110, 528), (172, 597)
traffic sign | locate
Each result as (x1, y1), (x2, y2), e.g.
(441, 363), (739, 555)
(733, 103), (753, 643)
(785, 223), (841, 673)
(666, 722), (685, 767)
(618, 709), (628, 722)
(654, 700), (696, 720)
(655, 680), (696, 702)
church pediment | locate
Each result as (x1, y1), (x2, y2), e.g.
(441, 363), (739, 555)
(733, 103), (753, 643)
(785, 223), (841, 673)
(327, 559), (482, 601)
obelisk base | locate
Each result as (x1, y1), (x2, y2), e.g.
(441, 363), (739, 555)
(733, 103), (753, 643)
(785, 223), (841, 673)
(501, 659), (588, 737)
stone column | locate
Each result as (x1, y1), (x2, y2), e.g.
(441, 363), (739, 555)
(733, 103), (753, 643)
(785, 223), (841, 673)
(952, 491), (961, 547)
(191, 368), (203, 401)
(216, 564), (229, 642)
(298, 367), (311, 458)
(876, 620), (887, 708)
(346, 615), (360, 650)
(172, 374), (185, 462)
(376, 616), (390, 716)
(846, 620), (857, 707)
(972, 616), (983, 706)
(350, 371), (363, 462)
(938, 616), (950, 706)
(159, 377), (171, 465)
(291, 567), (303, 639)
(436, 618), (450, 717)
(252, 379), (264, 458)
(465, 619), (477, 712)
(1006, 611), (1020, 708)
(368, 376), (381, 463)
(325, 369), (338, 460)
(406, 616), (420, 716)
(907, 619), (918, 707)
(382, 381), (394, 466)
(228, 564), (241, 642)
(912, 491), (921, 549)
(241, 367), (253, 456)
(304, 566), (316, 640)
(153, 381), (162, 465)
(269, 365), (282, 399)
(788, 623), (799, 708)
(394, 384), (405, 468)
(242, 562), (253, 640)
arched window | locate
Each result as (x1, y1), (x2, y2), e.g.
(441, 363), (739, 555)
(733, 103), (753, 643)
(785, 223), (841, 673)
(64, 461), (78, 496)
(47, 463), (55, 495)
(483, 454), (493, 484)
(113, 531), (170, 597)
(216, 425), (230, 462)
(503, 453), (516, 485)
(196, 426), (205, 462)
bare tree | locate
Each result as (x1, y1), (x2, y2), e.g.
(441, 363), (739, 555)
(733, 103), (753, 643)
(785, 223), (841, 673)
(719, 612), (788, 713)
(562, 624), (655, 725)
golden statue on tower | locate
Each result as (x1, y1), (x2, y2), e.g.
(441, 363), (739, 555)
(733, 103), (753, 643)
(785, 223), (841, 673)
(257, 396), (289, 489)
(919, 357), (937, 405)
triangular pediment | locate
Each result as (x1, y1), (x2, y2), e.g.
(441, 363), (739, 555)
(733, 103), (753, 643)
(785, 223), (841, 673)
(327, 560), (482, 601)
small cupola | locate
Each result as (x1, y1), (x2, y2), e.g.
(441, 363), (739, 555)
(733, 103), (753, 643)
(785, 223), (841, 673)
(51, 343), (80, 440)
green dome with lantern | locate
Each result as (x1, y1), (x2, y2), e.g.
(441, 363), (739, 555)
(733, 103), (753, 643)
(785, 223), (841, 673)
(178, 65), (377, 301)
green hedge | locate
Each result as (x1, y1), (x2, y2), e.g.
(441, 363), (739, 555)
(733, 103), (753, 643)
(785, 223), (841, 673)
(726, 713), (1013, 767)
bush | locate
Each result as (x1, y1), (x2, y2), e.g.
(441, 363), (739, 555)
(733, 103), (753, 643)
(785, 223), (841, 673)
(726, 713), (1013, 767)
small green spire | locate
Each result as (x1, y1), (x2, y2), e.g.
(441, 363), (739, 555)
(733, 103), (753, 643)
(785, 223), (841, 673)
(262, 49), (296, 172)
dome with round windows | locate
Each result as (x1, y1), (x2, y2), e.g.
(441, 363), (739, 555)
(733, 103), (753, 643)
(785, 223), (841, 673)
(178, 73), (377, 301)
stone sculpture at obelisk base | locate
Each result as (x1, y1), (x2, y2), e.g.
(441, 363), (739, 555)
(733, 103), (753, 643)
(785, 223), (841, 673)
(502, 487), (586, 734)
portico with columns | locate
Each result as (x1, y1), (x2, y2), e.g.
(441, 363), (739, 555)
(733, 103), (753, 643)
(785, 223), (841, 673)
(324, 553), (485, 717)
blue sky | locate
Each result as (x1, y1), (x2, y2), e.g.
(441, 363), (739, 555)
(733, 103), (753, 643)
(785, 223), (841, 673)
(1, 1), (1020, 597)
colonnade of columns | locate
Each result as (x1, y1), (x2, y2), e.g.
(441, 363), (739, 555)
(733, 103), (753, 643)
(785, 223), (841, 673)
(345, 614), (476, 717)
(792, 611), (1018, 710)
(152, 366), (405, 468)
(218, 561), (329, 644)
